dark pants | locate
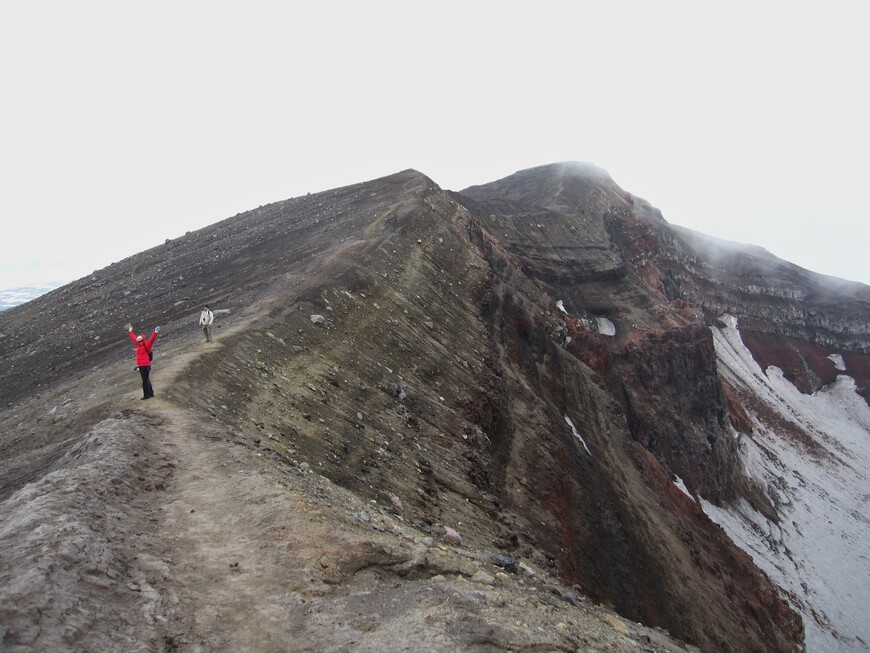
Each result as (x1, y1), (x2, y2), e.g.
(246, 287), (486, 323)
(138, 365), (154, 398)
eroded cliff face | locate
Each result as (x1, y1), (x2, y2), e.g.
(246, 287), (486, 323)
(458, 162), (869, 652)
(604, 203), (870, 402)
(0, 164), (833, 652)
(457, 164), (805, 651)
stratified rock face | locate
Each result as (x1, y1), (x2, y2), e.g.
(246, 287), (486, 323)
(12, 161), (870, 652)
(457, 164), (806, 651)
(459, 162), (869, 652)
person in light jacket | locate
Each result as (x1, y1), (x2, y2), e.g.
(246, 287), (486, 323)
(125, 323), (159, 399)
(199, 305), (214, 342)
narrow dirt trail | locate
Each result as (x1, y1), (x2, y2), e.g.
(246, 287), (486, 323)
(138, 395), (443, 653)
(141, 400), (314, 651)
(123, 317), (337, 651)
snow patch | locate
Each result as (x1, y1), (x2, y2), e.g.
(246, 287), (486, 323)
(707, 316), (870, 653)
(672, 475), (695, 502)
(717, 313), (738, 330)
(595, 317), (616, 337)
(828, 353), (846, 372)
(564, 416), (592, 456)
(556, 300), (568, 314)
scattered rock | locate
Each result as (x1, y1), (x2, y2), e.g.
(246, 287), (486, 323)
(490, 553), (518, 572)
(471, 570), (496, 585)
(561, 591), (581, 607)
(444, 526), (462, 546)
(518, 562), (537, 577)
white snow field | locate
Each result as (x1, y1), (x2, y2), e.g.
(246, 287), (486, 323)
(704, 315), (870, 653)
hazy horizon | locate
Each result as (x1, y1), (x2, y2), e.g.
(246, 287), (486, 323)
(2, 3), (868, 290)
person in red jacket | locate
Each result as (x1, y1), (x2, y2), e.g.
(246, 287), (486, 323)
(125, 323), (160, 399)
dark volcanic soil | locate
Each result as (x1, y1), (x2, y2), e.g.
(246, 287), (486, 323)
(0, 333), (700, 653)
(0, 164), (840, 652)
(0, 261), (698, 652)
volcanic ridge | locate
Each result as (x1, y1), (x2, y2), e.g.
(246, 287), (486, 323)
(2, 162), (869, 653)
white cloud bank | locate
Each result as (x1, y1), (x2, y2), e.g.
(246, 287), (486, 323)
(1, 3), (869, 292)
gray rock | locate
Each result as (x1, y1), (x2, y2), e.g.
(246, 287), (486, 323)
(444, 526), (462, 546)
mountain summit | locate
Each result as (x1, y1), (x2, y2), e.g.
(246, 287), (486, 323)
(2, 163), (868, 652)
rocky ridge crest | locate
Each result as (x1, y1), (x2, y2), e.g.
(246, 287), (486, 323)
(4, 163), (863, 651)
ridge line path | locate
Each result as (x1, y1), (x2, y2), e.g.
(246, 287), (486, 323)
(1, 309), (354, 653)
(122, 316), (491, 653)
(123, 315), (339, 652)
(137, 397), (314, 652)
(1, 307), (702, 653)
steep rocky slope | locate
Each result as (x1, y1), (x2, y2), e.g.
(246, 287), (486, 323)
(460, 162), (870, 652)
(4, 162), (864, 651)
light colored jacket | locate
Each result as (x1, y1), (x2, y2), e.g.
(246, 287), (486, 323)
(199, 310), (214, 326)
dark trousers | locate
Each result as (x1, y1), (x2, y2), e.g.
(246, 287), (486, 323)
(138, 365), (154, 398)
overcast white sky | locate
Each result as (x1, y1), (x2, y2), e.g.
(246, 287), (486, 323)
(2, 2), (868, 289)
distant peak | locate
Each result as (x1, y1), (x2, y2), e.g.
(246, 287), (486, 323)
(396, 168), (430, 180)
(461, 161), (614, 191)
(458, 160), (618, 210)
(538, 161), (613, 180)
(382, 168), (438, 188)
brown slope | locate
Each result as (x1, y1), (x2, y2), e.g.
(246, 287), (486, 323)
(0, 165), (804, 652)
(0, 170), (433, 408)
(0, 170), (434, 502)
(0, 288), (702, 652)
(161, 168), (800, 651)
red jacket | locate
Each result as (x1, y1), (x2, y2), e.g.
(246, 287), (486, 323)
(129, 330), (157, 367)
